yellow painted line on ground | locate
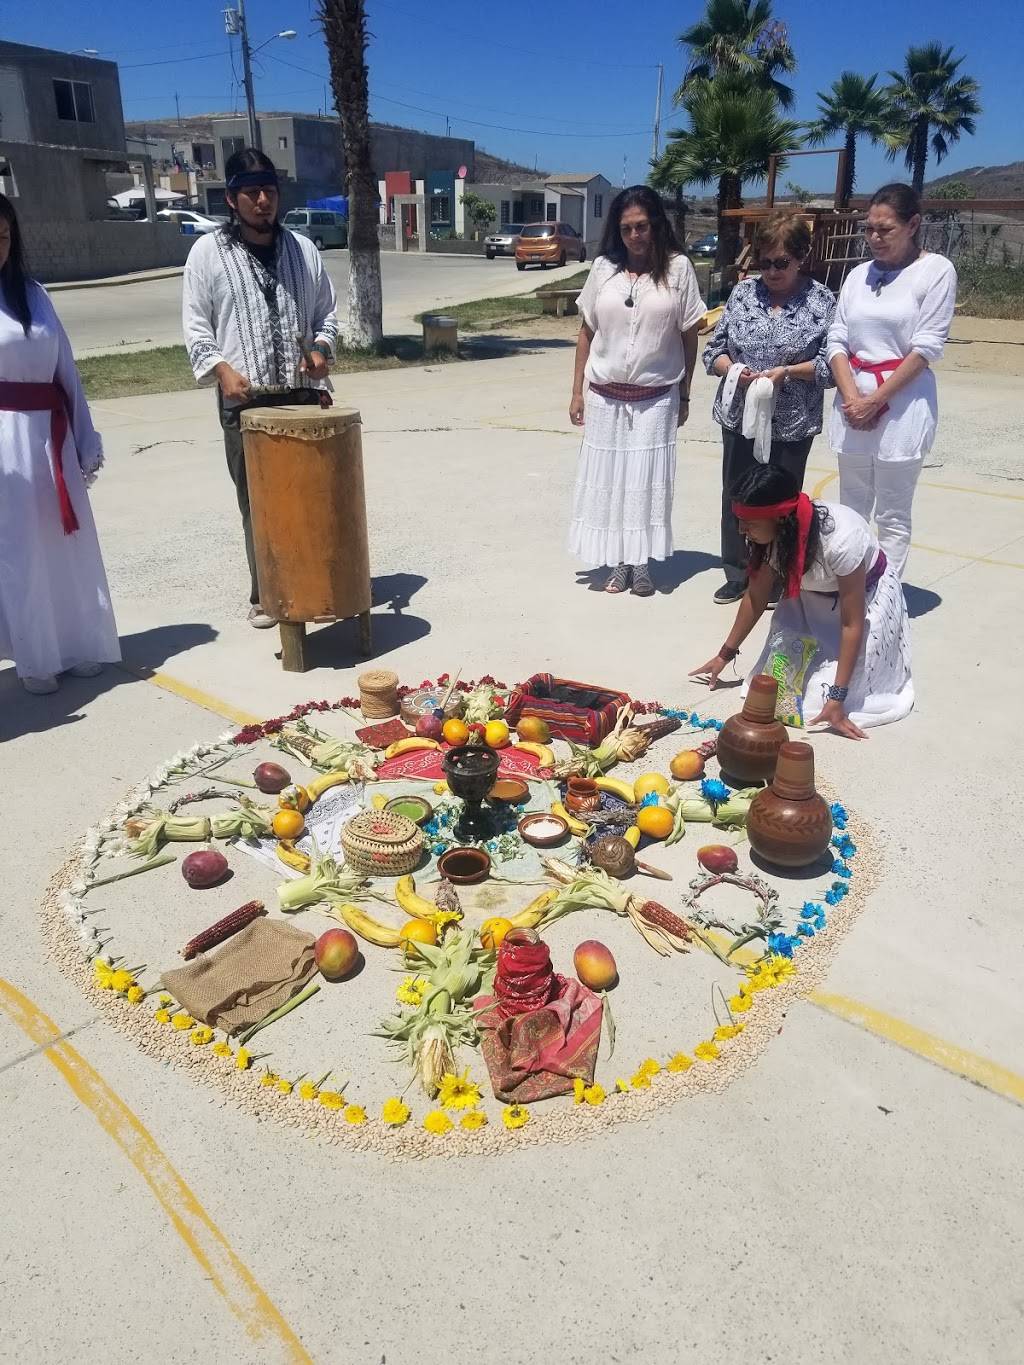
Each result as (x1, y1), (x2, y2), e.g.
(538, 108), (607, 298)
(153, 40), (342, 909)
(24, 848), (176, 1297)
(116, 663), (261, 728)
(808, 990), (1024, 1107)
(906, 542), (1024, 570)
(811, 470), (838, 500)
(0, 979), (312, 1362)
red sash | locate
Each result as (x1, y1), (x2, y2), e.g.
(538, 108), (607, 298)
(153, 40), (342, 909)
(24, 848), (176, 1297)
(0, 380), (78, 533)
(849, 354), (905, 418)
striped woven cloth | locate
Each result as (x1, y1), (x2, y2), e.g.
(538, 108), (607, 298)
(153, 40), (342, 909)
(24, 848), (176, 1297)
(588, 380), (673, 403)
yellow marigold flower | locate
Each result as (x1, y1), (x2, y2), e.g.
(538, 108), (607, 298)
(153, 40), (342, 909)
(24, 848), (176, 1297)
(318, 1090), (344, 1110)
(630, 1070), (652, 1090)
(437, 1069), (482, 1111)
(395, 975), (427, 1007)
(728, 994), (752, 1013)
(259, 1071), (278, 1089)
(666, 1052), (693, 1073)
(110, 969), (135, 994)
(172, 1013), (195, 1031)
(582, 1083), (606, 1106)
(154, 1008), (172, 1025)
(637, 1057), (661, 1078)
(501, 1104), (530, 1130)
(381, 1097), (410, 1127)
(769, 956), (796, 981)
(93, 959), (114, 988)
(158, 993), (173, 1008)
(615, 1077), (630, 1093)
(694, 1040), (720, 1062)
(126, 984), (145, 1005)
(343, 1105), (367, 1126)
(573, 1077), (586, 1105)
(190, 1026), (214, 1046)
(276, 1078), (293, 1095)
(212, 1041), (233, 1058)
(235, 1047), (252, 1070)
(431, 909), (462, 928)
(713, 1023), (744, 1041)
(298, 1080), (319, 1101)
(460, 1110), (487, 1130)
(424, 1109), (453, 1135)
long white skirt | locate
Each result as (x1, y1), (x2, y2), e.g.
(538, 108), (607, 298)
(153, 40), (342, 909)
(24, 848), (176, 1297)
(0, 409), (120, 680)
(568, 388), (678, 567)
(745, 563), (913, 729)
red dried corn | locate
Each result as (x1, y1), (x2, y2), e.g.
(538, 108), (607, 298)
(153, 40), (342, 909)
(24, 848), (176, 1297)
(634, 899), (693, 942)
(182, 900), (265, 959)
(632, 716), (682, 741)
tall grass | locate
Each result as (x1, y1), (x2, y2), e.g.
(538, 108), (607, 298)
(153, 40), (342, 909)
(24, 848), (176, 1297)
(956, 259), (1024, 321)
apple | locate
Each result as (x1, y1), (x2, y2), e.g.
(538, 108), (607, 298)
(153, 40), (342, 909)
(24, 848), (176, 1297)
(315, 928), (359, 981)
(573, 940), (618, 991)
(253, 761), (291, 793)
(416, 713), (444, 740)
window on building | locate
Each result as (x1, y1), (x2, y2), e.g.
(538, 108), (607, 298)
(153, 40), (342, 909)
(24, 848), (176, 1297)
(53, 79), (95, 123)
(594, 194), (603, 219)
(278, 136), (288, 150)
(545, 203), (557, 222)
(430, 193), (451, 225)
(500, 199), (511, 224)
(222, 136), (245, 163)
(512, 200), (524, 221)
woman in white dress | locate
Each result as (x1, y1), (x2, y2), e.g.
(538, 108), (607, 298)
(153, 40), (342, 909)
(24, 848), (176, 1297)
(568, 186), (706, 596)
(827, 183), (957, 578)
(0, 195), (119, 694)
(690, 465), (912, 739)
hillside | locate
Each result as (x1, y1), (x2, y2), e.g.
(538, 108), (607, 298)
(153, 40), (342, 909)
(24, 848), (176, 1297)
(926, 161), (1024, 199)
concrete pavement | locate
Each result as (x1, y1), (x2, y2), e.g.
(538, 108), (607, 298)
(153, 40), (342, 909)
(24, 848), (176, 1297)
(2, 330), (1022, 1363)
(55, 250), (585, 355)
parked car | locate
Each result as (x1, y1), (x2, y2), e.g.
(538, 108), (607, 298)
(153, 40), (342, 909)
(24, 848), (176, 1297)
(689, 232), (718, 258)
(283, 208), (348, 250)
(156, 208), (222, 235)
(484, 223), (524, 259)
(515, 222), (587, 270)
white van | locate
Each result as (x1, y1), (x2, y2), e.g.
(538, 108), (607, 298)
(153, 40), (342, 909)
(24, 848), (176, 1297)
(283, 208), (348, 250)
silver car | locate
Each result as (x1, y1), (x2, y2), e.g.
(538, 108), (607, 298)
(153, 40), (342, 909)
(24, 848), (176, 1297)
(484, 223), (524, 259)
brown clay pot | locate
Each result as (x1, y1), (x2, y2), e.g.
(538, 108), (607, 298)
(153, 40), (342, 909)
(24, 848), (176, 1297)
(565, 777), (601, 814)
(746, 740), (832, 868)
(717, 674), (789, 784)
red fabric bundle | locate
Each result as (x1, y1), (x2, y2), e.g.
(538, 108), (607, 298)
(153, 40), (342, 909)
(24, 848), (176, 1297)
(504, 673), (630, 745)
(475, 977), (604, 1104)
(492, 932), (557, 1020)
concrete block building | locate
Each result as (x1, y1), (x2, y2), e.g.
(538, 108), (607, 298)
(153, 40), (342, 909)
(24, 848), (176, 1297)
(469, 172), (613, 253)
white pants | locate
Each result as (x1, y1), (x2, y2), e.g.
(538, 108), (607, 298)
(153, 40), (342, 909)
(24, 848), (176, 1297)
(838, 452), (923, 579)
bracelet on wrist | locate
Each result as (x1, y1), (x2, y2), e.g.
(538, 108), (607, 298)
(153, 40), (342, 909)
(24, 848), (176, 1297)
(827, 683), (849, 702)
(719, 644), (739, 662)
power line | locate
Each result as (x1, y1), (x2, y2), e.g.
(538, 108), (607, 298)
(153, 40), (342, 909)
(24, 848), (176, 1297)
(120, 50), (225, 70)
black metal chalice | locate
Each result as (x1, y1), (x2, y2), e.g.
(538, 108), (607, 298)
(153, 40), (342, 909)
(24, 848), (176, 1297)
(442, 744), (500, 841)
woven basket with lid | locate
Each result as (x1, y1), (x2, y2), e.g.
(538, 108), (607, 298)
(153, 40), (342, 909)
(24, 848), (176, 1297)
(341, 809), (425, 876)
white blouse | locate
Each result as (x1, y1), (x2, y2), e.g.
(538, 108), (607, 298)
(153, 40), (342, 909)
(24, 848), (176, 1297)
(578, 254), (706, 387)
(780, 502), (879, 593)
(826, 253), (956, 461)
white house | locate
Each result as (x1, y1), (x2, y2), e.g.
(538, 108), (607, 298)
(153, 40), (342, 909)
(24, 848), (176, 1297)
(469, 172), (613, 253)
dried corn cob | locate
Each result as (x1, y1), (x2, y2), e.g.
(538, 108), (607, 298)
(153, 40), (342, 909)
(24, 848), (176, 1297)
(626, 898), (693, 956)
(182, 900), (265, 960)
(433, 878), (462, 916)
(632, 715), (682, 741)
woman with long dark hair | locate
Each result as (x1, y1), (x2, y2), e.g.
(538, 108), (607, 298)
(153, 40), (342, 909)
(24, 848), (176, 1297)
(690, 464), (912, 738)
(827, 183), (956, 578)
(568, 186), (705, 596)
(0, 194), (120, 693)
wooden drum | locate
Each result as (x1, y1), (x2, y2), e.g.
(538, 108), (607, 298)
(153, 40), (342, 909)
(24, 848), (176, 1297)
(241, 404), (372, 672)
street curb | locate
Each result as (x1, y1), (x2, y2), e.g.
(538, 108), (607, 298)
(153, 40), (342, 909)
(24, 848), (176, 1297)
(47, 267), (186, 293)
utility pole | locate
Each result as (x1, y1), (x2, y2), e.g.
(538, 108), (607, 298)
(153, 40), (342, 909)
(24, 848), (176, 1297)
(225, 0), (261, 150)
(652, 63), (663, 163)
(175, 91), (181, 127)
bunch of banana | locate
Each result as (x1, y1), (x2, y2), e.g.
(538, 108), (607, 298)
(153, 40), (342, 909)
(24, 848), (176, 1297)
(594, 775), (636, 804)
(276, 840), (311, 874)
(513, 741), (556, 771)
(330, 903), (403, 948)
(395, 874), (440, 922)
(551, 800), (589, 838)
(384, 736), (442, 760)
(305, 770), (350, 801)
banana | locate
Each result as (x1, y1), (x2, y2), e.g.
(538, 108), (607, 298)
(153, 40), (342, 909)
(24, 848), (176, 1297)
(384, 737), (442, 760)
(371, 794), (388, 810)
(514, 742), (555, 770)
(305, 770), (349, 801)
(623, 825), (641, 849)
(394, 873), (438, 922)
(276, 840), (311, 874)
(595, 775), (636, 804)
(551, 800), (589, 838)
(508, 887), (560, 929)
(335, 902), (403, 948)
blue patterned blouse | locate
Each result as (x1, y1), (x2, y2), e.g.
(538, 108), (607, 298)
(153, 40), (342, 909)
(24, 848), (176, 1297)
(702, 276), (837, 440)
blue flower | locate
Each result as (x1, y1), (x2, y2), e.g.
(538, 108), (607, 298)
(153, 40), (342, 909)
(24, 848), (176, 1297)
(830, 802), (848, 821)
(797, 924), (815, 938)
(639, 791), (661, 808)
(767, 931), (797, 958)
(423, 818), (440, 836)
(824, 889), (840, 906)
(701, 778), (731, 806)
(689, 712), (702, 726)
(713, 719), (724, 731)
(431, 843), (445, 855)
(832, 861), (853, 878)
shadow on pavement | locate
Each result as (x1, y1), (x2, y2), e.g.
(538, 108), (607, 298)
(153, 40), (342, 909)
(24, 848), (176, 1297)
(576, 549), (720, 595)
(301, 610), (430, 669)
(0, 623), (218, 743)
(371, 572), (427, 615)
(903, 584), (942, 619)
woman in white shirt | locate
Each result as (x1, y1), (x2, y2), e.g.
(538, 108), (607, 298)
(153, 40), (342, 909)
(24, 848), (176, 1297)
(690, 465), (913, 738)
(568, 187), (706, 596)
(827, 183), (957, 577)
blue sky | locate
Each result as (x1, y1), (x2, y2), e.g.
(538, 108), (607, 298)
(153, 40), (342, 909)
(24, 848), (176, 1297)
(6, 0), (1020, 191)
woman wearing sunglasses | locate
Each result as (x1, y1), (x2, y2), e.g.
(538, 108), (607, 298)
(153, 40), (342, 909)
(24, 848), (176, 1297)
(703, 212), (836, 605)
(569, 186), (706, 597)
(827, 183), (956, 578)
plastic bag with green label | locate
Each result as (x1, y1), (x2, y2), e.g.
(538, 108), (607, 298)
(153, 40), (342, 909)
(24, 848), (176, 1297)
(765, 631), (818, 727)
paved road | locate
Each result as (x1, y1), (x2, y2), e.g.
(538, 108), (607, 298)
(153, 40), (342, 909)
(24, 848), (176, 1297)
(56, 249), (586, 356)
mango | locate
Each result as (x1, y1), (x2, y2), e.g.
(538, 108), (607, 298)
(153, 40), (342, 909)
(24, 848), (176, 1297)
(573, 940), (618, 991)
(315, 928), (359, 981)
(697, 844), (739, 875)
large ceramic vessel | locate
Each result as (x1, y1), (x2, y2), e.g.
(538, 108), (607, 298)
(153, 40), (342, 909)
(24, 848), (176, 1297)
(716, 675), (789, 784)
(746, 740), (832, 868)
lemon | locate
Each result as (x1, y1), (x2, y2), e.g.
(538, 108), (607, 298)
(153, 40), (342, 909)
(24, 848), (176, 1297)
(633, 772), (671, 800)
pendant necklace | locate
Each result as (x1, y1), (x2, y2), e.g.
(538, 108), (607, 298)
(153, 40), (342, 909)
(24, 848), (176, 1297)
(624, 267), (645, 308)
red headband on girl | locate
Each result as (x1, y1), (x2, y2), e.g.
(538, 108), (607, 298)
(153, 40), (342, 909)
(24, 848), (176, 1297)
(730, 492), (814, 599)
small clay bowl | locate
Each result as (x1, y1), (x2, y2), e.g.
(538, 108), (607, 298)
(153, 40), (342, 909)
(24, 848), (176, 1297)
(384, 795), (433, 826)
(437, 846), (492, 885)
(518, 812), (570, 848)
(488, 777), (530, 805)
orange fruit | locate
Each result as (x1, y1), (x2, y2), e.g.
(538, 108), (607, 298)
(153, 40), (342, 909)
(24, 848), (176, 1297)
(670, 750), (705, 781)
(516, 716), (551, 743)
(272, 808), (306, 840)
(400, 918), (438, 960)
(484, 719), (510, 748)
(442, 718), (470, 746)
(479, 917), (513, 951)
(633, 772), (670, 800)
(636, 805), (674, 840)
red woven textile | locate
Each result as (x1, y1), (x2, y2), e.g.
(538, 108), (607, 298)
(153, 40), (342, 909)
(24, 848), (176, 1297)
(589, 380), (672, 403)
(475, 977), (604, 1104)
(0, 380), (78, 534)
(504, 674), (630, 745)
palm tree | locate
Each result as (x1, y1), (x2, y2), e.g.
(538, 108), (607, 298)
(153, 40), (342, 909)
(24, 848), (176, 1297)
(884, 42), (981, 194)
(317, 0), (382, 347)
(805, 72), (893, 207)
(676, 0), (797, 109)
(651, 75), (803, 267)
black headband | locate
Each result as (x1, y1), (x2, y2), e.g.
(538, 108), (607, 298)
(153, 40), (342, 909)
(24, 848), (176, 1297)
(227, 171), (279, 191)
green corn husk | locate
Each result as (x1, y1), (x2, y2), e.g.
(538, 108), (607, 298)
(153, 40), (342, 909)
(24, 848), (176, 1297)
(128, 814), (211, 858)
(237, 981), (321, 1047)
(274, 721), (377, 775)
(209, 803), (273, 841)
(277, 853), (378, 912)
